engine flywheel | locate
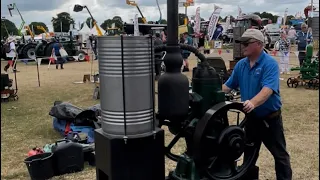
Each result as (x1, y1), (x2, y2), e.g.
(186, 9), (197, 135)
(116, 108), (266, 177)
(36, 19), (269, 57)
(193, 101), (261, 180)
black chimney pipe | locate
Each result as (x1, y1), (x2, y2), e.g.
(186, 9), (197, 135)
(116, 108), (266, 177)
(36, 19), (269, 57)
(157, 0), (190, 124)
(166, 0), (178, 45)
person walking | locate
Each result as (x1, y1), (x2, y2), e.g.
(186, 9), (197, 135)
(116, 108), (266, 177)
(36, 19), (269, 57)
(154, 33), (163, 80)
(222, 29), (292, 180)
(4, 37), (19, 73)
(203, 35), (210, 55)
(92, 36), (98, 60)
(278, 31), (291, 74)
(181, 32), (192, 72)
(287, 26), (296, 45)
(296, 23), (312, 67)
(51, 40), (64, 69)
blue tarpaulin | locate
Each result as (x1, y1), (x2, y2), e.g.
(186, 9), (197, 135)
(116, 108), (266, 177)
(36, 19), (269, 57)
(289, 19), (304, 25)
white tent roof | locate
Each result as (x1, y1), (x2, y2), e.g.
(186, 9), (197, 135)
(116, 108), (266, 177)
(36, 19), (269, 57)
(90, 26), (98, 36)
(78, 23), (91, 35)
(90, 24), (106, 35)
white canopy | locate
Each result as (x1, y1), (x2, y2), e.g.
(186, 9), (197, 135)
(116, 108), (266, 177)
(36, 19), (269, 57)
(78, 23), (91, 36)
(78, 22), (91, 43)
(90, 24), (106, 36)
(90, 26), (98, 36)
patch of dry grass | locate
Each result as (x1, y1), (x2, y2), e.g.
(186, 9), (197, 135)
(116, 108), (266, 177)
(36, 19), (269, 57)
(1, 51), (318, 180)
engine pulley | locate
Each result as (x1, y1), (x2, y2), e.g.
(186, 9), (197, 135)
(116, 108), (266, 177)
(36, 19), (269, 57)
(218, 126), (245, 161)
(193, 101), (260, 180)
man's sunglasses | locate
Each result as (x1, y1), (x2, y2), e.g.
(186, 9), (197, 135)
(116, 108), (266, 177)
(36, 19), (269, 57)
(241, 40), (258, 47)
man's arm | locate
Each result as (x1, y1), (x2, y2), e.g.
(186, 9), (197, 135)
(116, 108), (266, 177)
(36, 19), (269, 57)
(250, 61), (279, 108)
(222, 84), (232, 93)
(222, 63), (240, 93)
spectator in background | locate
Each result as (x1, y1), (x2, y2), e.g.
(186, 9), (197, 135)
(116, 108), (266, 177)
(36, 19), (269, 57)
(204, 35), (211, 54)
(287, 26), (296, 45)
(51, 39), (65, 70)
(92, 36), (98, 60)
(264, 31), (271, 50)
(181, 32), (193, 72)
(278, 31), (291, 74)
(295, 23), (313, 67)
(154, 33), (163, 80)
(4, 37), (18, 72)
(161, 30), (167, 42)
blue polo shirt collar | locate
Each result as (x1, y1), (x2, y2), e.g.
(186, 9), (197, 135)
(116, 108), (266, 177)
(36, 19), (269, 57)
(244, 51), (266, 68)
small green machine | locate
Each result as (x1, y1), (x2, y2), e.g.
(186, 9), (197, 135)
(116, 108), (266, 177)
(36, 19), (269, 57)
(287, 44), (319, 89)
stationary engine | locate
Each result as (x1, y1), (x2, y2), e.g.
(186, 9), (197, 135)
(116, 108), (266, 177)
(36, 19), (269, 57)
(94, 0), (261, 180)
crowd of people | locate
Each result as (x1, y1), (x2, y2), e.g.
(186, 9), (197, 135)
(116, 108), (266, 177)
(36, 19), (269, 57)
(276, 23), (314, 74)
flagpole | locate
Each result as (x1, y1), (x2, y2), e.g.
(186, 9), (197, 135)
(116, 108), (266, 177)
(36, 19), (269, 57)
(311, 0), (314, 18)
(36, 59), (40, 87)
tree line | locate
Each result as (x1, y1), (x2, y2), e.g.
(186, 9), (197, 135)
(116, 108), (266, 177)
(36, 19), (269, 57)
(1, 11), (297, 39)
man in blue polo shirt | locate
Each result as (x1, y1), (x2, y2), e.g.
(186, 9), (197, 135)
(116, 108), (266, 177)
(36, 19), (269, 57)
(222, 29), (292, 180)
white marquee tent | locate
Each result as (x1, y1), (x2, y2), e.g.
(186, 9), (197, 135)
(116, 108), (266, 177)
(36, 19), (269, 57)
(78, 23), (91, 43)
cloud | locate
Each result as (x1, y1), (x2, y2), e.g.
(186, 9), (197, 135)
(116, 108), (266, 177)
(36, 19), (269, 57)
(0, 0), (312, 32)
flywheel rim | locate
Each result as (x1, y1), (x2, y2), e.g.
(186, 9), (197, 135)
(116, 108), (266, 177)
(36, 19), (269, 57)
(193, 102), (261, 180)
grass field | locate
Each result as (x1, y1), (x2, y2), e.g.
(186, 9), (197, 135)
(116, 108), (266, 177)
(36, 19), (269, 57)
(1, 50), (319, 180)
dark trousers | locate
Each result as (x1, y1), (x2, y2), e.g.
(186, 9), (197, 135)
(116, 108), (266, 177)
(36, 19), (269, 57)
(4, 57), (17, 71)
(245, 112), (292, 180)
(55, 53), (64, 69)
(298, 52), (306, 67)
(155, 55), (162, 76)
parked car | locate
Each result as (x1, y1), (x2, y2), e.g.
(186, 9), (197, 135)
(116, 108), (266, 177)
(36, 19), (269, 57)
(264, 23), (281, 48)
(221, 28), (233, 43)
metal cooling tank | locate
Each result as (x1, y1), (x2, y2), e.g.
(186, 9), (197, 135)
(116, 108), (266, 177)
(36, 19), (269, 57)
(97, 36), (155, 136)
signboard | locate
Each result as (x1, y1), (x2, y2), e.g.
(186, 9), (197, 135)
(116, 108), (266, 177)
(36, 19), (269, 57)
(194, 7), (201, 34)
(207, 5), (222, 40)
(179, 0), (194, 7)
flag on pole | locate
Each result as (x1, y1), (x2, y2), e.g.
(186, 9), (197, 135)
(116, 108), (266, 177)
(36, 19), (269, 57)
(207, 5), (223, 40)
(283, 8), (288, 25)
(238, 6), (242, 18)
(194, 7), (201, 34)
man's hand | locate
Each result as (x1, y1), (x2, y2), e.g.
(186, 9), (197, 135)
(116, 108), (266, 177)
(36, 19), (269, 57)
(243, 100), (255, 113)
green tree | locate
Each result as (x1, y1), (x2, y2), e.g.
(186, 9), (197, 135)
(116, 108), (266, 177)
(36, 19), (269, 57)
(28, 22), (49, 35)
(100, 16), (124, 33)
(51, 12), (75, 32)
(1, 19), (19, 40)
(112, 16), (123, 30)
(100, 19), (113, 30)
(85, 17), (95, 28)
(159, 19), (167, 24)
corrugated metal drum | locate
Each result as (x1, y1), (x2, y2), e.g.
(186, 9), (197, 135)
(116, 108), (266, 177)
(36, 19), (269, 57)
(97, 36), (155, 136)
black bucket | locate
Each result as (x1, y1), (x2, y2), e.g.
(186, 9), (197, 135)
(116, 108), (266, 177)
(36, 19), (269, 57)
(24, 153), (54, 180)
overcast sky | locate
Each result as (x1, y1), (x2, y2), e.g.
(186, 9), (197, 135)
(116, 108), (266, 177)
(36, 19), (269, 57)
(1, 0), (316, 32)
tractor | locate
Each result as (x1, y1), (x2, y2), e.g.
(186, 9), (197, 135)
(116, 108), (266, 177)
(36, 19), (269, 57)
(34, 34), (87, 62)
